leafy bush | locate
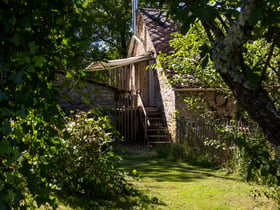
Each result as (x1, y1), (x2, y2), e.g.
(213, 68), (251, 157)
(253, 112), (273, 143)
(0, 108), (133, 209)
(57, 111), (131, 202)
(203, 117), (280, 207)
(234, 136), (280, 207)
(0, 109), (64, 209)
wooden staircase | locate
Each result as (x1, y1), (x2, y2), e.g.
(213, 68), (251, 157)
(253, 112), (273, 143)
(140, 106), (171, 145)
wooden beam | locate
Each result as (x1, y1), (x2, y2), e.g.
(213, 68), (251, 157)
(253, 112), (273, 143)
(85, 52), (153, 71)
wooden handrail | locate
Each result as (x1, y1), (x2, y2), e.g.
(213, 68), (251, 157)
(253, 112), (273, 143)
(137, 92), (150, 143)
(137, 92), (150, 126)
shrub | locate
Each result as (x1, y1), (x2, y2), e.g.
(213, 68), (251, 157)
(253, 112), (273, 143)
(234, 135), (280, 207)
(0, 109), (132, 209)
(57, 111), (130, 200)
(0, 109), (64, 209)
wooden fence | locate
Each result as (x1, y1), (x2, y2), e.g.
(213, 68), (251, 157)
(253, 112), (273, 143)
(176, 116), (260, 166)
(176, 117), (259, 144)
(115, 92), (138, 143)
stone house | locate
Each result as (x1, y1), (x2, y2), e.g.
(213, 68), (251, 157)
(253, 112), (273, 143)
(85, 8), (236, 144)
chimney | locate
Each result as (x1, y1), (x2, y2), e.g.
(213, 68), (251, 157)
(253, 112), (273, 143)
(132, 0), (138, 35)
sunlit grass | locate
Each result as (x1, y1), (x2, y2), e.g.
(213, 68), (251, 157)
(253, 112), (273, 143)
(55, 148), (276, 209)
(119, 152), (276, 210)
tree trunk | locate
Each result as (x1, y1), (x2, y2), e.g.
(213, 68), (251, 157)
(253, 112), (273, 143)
(220, 71), (280, 146)
(202, 0), (280, 146)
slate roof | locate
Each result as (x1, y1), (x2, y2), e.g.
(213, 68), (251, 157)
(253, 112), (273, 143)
(139, 8), (178, 55)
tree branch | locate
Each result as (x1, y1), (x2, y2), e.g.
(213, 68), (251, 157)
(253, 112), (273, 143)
(217, 15), (229, 33)
(239, 51), (247, 75)
(205, 20), (225, 39)
(96, 33), (119, 49)
(201, 21), (214, 43)
(259, 34), (280, 83)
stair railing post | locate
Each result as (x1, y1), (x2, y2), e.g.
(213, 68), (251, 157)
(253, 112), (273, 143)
(137, 91), (149, 145)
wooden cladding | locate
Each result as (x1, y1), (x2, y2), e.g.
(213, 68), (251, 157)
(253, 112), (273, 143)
(109, 66), (131, 91)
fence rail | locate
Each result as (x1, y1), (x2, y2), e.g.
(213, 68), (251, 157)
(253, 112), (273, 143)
(176, 117), (259, 144)
(176, 116), (261, 166)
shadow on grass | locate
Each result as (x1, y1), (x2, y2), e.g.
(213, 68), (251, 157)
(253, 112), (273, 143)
(56, 182), (166, 209)
(119, 153), (240, 183)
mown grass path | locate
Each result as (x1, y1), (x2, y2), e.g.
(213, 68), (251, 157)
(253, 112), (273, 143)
(119, 151), (275, 210)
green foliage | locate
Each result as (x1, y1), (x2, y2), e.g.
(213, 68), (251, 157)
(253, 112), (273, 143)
(156, 20), (225, 88)
(161, 0), (280, 143)
(0, 110), (64, 209)
(155, 144), (215, 168)
(0, 0), (140, 208)
(233, 135), (280, 207)
(57, 112), (129, 200)
(0, 0), (167, 209)
(157, 0), (280, 206)
(0, 0), (94, 207)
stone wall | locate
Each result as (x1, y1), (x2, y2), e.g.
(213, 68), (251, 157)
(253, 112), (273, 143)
(154, 68), (176, 142)
(175, 90), (237, 120)
(56, 73), (116, 114)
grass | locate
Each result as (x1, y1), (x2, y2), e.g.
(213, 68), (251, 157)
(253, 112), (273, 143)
(117, 149), (276, 210)
(54, 146), (276, 209)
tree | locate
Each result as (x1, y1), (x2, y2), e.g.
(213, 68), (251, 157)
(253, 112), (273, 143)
(84, 0), (165, 61)
(0, 0), (95, 207)
(0, 0), (138, 208)
(161, 0), (280, 146)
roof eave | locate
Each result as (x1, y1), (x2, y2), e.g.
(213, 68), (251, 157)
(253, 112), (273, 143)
(85, 52), (154, 71)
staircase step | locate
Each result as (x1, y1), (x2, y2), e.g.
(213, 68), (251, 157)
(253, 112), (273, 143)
(145, 106), (158, 109)
(142, 117), (162, 120)
(139, 106), (171, 145)
(145, 109), (159, 112)
(147, 113), (161, 117)
(150, 141), (171, 144)
(147, 129), (167, 132)
(149, 123), (164, 126)
(148, 117), (163, 121)
(148, 135), (169, 138)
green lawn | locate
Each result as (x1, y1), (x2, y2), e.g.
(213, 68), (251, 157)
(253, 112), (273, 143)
(56, 148), (276, 209)
(118, 151), (275, 210)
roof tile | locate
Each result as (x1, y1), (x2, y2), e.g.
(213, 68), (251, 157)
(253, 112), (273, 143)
(139, 8), (178, 55)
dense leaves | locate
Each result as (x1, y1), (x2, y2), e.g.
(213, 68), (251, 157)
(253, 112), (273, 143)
(156, 21), (224, 88)
(0, 0), (82, 208)
(51, 111), (136, 210)
(58, 112), (128, 199)
(160, 0), (280, 146)
(0, 0), (135, 208)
